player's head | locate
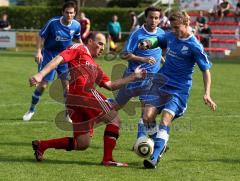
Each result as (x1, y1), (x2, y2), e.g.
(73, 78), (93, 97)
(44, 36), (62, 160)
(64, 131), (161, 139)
(62, 1), (77, 24)
(86, 32), (106, 58)
(129, 11), (136, 17)
(169, 11), (190, 38)
(144, 6), (161, 32)
(79, 12), (85, 19)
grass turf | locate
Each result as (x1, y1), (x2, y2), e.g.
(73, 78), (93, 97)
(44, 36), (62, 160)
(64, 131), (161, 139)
(0, 51), (239, 180)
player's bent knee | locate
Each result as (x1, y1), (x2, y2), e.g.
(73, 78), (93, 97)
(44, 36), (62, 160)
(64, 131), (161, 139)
(74, 134), (91, 150)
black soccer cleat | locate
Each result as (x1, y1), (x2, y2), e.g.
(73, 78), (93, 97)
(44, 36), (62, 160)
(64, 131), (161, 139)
(32, 140), (44, 162)
(143, 159), (158, 169)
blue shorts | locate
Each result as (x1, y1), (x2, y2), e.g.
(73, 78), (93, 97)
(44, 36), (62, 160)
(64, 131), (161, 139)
(38, 49), (69, 82)
(145, 84), (189, 119)
(115, 70), (168, 106)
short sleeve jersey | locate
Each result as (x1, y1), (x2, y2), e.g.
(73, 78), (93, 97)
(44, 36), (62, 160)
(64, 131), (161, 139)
(124, 25), (166, 73)
(59, 44), (110, 95)
(160, 32), (212, 94)
(40, 16), (81, 52)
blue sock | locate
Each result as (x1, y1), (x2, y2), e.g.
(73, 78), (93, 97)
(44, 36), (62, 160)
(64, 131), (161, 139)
(151, 125), (170, 162)
(137, 118), (147, 138)
(29, 89), (43, 112)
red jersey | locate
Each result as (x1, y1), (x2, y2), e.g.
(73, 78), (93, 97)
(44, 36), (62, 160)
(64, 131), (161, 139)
(59, 44), (109, 95)
(80, 18), (90, 37)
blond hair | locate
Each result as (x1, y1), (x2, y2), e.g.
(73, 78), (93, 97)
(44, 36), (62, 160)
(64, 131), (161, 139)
(169, 11), (190, 25)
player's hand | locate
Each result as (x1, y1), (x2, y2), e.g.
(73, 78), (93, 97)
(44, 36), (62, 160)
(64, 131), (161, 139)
(35, 51), (43, 64)
(144, 57), (156, 65)
(203, 94), (217, 111)
(29, 73), (43, 87)
(134, 66), (147, 79)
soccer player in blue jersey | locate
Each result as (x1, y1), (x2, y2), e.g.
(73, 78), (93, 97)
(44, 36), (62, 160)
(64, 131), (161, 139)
(139, 11), (217, 169)
(23, 1), (81, 121)
(113, 7), (166, 139)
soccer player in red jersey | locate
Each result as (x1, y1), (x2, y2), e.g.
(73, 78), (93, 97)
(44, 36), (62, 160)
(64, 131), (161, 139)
(29, 32), (145, 167)
(78, 12), (90, 43)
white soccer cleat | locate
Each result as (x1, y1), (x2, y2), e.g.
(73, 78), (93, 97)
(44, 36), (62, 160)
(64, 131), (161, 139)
(23, 111), (35, 121)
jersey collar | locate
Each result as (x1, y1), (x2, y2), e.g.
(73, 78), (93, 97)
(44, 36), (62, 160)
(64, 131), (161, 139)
(84, 45), (92, 57)
(178, 33), (193, 41)
(60, 16), (73, 27)
(142, 25), (157, 34)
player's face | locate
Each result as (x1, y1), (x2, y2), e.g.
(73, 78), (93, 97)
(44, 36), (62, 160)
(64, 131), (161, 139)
(92, 34), (106, 57)
(145, 11), (161, 32)
(62, 7), (76, 23)
(171, 21), (189, 38)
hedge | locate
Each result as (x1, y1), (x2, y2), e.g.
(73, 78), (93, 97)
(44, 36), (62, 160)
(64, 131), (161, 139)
(0, 6), (145, 31)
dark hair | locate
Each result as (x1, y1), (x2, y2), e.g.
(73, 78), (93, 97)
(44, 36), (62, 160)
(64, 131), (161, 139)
(144, 6), (161, 17)
(62, 1), (77, 12)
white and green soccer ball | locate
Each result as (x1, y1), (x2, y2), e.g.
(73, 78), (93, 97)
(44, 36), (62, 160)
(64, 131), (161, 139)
(134, 136), (154, 158)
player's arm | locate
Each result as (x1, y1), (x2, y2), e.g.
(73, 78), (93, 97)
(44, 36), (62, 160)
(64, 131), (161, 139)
(202, 70), (217, 111)
(121, 52), (156, 65)
(35, 35), (44, 64)
(29, 55), (64, 87)
(82, 21), (90, 39)
(103, 66), (146, 91)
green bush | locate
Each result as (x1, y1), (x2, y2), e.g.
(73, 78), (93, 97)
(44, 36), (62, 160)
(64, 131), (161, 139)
(0, 6), (144, 31)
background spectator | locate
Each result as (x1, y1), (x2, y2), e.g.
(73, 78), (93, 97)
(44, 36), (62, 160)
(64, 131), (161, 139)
(208, 0), (222, 21)
(159, 11), (170, 30)
(0, 13), (11, 30)
(218, 0), (231, 20)
(199, 23), (212, 47)
(78, 12), (91, 43)
(107, 14), (122, 51)
(195, 11), (208, 33)
(235, 0), (240, 22)
(129, 11), (140, 32)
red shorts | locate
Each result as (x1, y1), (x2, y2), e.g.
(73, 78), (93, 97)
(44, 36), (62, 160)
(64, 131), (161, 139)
(67, 89), (113, 138)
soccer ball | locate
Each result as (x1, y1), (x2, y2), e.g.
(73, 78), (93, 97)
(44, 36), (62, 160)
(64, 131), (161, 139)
(134, 136), (154, 158)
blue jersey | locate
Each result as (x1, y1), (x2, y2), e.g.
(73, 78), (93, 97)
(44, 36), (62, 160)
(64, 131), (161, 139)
(40, 16), (81, 53)
(159, 32), (212, 95)
(124, 25), (165, 73)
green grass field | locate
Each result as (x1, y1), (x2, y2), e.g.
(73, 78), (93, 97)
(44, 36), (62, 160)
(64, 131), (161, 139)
(0, 50), (240, 181)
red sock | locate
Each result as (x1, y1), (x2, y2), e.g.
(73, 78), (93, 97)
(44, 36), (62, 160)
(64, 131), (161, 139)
(103, 124), (119, 162)
(39, 137), (74, 152)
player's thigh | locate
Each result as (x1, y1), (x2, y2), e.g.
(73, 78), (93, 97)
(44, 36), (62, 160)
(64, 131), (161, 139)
(69, 106), (96, 137)
(56, 63), (69, 80)
(39, 50), (58, 81)
(38, 60), (57, 81)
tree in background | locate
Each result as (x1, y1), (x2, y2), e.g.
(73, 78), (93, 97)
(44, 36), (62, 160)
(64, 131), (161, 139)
(107, 0), (143, 7)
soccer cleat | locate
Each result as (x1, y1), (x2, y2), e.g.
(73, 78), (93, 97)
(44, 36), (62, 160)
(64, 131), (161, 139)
(144, 145), (169, 169)
(23, 111), (35, 121)
(102, 160), (128, 167)
(143, 159), (158, 169)
(32, 140), (44, 162)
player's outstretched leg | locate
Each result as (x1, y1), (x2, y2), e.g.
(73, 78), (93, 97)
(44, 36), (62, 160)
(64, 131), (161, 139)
(32, 137), (74, 161)
(23, 83), (46, 122)
(144, 125), (170, 169)
(102, 123), (128, 167)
